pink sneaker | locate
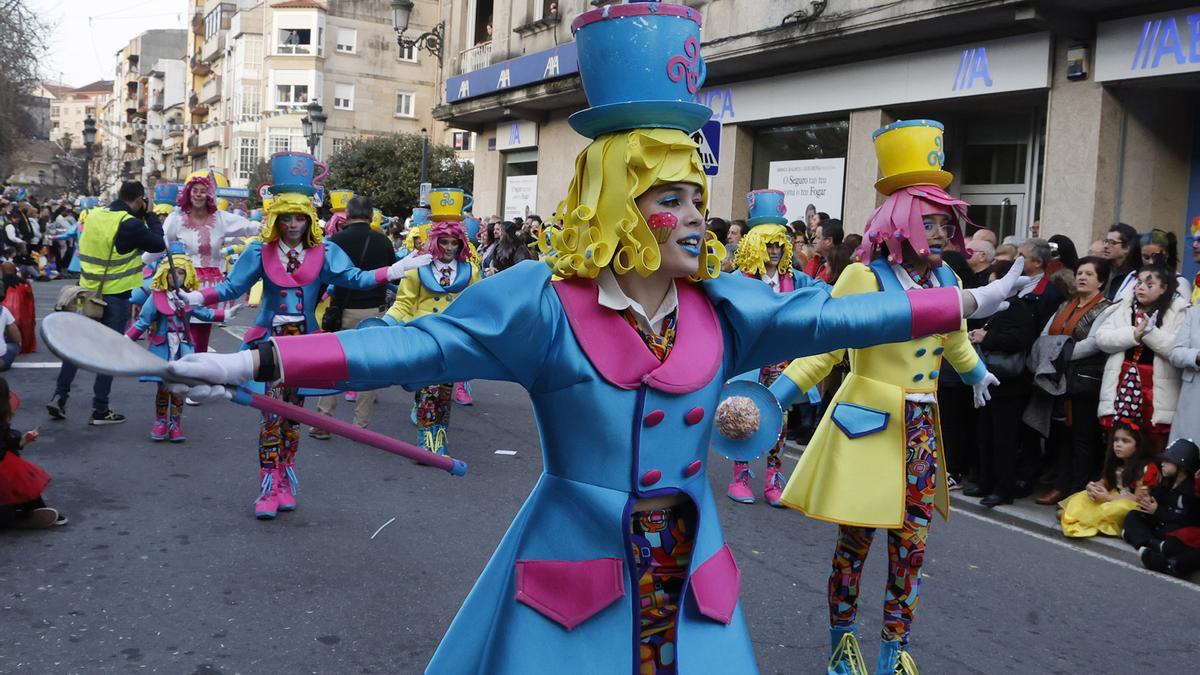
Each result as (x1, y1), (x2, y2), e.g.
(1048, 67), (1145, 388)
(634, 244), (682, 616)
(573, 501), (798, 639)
(726, 465), (755, 504)
(255, 469), (279, 520)
(454, 381), (473, 406)
(344, 391), (358, 402)
(168, 421), (186, 443)
(764, 466), (786, 508)
(275, 465), (298, 512)
(149, 419), (168, 441)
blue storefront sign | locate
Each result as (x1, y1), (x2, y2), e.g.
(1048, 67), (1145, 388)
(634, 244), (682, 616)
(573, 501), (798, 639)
(447, 43), (579, 103)
(1097, 8), (1200, 81)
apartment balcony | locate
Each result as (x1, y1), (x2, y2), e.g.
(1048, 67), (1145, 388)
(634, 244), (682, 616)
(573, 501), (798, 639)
(197, 124), (222, 149)
(189, 93), (209, 117)
(192, 11), (204, 36)
(199, 76), (221, 105)
(201, 33), (225, 63)
(151, 93), (164, 111)
(190, 56), (211, 76)
(457, 42), (493, 75)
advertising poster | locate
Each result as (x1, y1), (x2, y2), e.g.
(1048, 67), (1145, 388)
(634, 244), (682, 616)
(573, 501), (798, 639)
(766, 158), (845, 223)
(503, 175), (538, 221)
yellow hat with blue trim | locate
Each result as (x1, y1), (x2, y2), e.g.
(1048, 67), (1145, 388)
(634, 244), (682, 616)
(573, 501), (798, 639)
(330, 190), (354, 211)
(872, 119), (953, 196)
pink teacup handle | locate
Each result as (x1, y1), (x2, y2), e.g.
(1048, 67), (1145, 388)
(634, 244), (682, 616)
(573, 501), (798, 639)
(313, 160), (329, 187)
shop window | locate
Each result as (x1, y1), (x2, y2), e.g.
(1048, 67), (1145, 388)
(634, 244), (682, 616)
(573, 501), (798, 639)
(750, 118), (850, 223)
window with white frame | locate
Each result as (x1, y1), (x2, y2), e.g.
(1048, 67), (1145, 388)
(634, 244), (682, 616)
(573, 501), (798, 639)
(240, 34), (263, 77)
(271, 70), (319, 109)
(331, 137), (351, 155)
(276, 28), (313, 54)
(237, 137), (258, 180)
(205, 6), (223, 39)
(335, 27), (356, 53)
(334, 83), (354, 110)
(452, 131), (473, 151)
(397, 42), (417, 62)
(267, 127), (306, 154)
(276, 83), (308, 107)
(395, 91), (415, 117)
(240, 86), (260, 117)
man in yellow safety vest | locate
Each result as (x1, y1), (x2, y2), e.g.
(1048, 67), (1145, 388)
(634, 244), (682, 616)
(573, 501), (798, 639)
(49, 180), (166, 425)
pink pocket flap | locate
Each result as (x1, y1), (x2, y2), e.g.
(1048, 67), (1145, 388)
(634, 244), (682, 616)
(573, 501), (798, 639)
(515, 558), (625, 630)
(689, 544), (741, 624)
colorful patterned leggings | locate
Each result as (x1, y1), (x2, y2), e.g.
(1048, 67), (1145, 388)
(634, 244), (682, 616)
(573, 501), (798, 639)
(733, 362), (790, 474)
(828, 402), (938, 646)
(415, 383), (453, 429)
(258, 324), (305, 470)
(154, 383), (183, 425)
(630, 502), (695, 675)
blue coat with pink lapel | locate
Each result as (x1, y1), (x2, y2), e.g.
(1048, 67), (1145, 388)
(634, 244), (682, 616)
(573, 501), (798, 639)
(270, 261), (962, 674)
(126, 291), (222, 381)
(200, 240), (390, 347)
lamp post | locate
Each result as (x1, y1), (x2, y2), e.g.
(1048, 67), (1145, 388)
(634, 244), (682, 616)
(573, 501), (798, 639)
(82, 115), (97, 195)
(301, 100), (327, 159)
(391, 0), (444, 66)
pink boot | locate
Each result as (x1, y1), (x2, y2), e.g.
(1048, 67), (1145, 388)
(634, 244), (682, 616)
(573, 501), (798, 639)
(168, 421), (186, 443)
(275, 464), (298, 512)
(726, 464), (755, 504)
(764, 466), (786, 508)
(149, 419), (168, 441)
(344, 391), (358, 402)
(454, 381), (473, 406)
(255, 469), (279, 520)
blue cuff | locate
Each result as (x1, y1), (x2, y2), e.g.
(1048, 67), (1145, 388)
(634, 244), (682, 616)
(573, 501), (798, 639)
(769, 374), (802, 409)
(382, 314), (400, 326)
(959, 358), (988, 386)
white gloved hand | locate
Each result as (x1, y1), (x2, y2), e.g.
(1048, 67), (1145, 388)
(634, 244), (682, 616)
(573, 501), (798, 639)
(179, 290), (207, 307)
(165, 350), (255, 400)
(963, 256), (1031, 319)
(972, 371), (1000, 408)
(224, 303), (244, 319)
(387, 253), (434, 282)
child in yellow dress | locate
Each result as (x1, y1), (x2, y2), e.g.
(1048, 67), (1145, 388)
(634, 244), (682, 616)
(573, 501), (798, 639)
(1060, 419), (1160, 537)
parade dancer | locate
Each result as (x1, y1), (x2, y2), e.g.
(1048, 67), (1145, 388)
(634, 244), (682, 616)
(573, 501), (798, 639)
(180, 153), (429, 520)
(126, 246), (231, 442)
(384, 195), (480, 456)
(169, 5), (1023, 671)
(727, 190), (828, 506)
(162, 172), (260, 354)
(771, 120), (1003, 675)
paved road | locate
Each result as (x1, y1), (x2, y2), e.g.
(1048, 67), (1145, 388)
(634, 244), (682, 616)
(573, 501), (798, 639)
(1, 280), (1196, 673)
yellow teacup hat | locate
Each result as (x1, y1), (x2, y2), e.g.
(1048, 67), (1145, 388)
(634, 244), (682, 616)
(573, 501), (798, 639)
(872, 119), (953, 196)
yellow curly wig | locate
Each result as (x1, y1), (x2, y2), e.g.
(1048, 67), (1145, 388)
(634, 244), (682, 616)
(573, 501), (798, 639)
(733, 224), (793, 277)
(150, 254), (200, 291)
(261, 192), (322, 248)
(541, 128), (724, 281)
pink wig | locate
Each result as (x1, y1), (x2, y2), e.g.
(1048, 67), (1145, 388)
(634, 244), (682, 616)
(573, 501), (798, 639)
(855, 185), (972, 266)
(423, 221), (471, 262)
(177, 174), (218, 214)
(324, 211), (348, 237)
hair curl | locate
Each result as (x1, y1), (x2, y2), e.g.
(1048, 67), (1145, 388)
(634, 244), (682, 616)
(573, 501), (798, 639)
(541, 128), (723, 281)
(733, 224), (793, 277)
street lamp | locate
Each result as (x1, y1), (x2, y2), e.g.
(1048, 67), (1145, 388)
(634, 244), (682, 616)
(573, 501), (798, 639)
(82, 115), (97, 195)
(391, 0), (444, 66)
(301, 100), (326, 159)
(418, 126), (430, 206)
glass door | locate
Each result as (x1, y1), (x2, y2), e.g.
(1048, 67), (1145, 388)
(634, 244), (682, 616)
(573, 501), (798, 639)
(963, 193), (1024, 241)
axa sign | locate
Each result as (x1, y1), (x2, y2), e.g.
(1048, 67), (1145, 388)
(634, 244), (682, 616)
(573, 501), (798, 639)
(1129, 14), (1200, 71)
(952, 48), (993, 91)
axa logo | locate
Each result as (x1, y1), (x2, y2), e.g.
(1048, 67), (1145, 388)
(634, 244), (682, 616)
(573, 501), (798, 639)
(953, 47), (993, 91)
(1130, 15), (1200, 71)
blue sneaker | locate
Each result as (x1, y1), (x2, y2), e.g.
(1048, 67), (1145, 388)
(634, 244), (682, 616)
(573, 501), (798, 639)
(876, 639), (918, 675)
(828, 628), (867, 675)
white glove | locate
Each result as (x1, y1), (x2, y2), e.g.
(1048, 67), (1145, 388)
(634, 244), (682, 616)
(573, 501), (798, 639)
(179, 290), (206, 307)
(225, 303), (244, 319)
(165, 345), (254, 389)
(972, 371), (1000, 408)
(963, 256), (1031, 319)
(387, 253), (433, 282)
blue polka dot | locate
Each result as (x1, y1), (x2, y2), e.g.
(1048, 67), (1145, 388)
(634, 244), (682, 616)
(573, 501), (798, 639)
(915, 348), (926, 357)
(913, 374), (924, 382)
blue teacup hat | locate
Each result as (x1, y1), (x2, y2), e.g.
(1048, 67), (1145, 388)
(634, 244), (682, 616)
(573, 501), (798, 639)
(569, 1), (712, 138)
(268, 151), (329, 196)
(746, 189), (789, 227)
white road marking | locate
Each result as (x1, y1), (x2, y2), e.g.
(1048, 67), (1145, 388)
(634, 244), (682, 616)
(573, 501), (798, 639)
(10, 362), (61, 368)
(953, 506), (1200, 593)
(370, 517), (397, 540)
(494, 450), (517, 456)
(222, 325), (249, 341)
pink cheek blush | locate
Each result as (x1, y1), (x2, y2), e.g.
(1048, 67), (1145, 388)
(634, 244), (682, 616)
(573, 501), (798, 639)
(648, 212), (679, 243)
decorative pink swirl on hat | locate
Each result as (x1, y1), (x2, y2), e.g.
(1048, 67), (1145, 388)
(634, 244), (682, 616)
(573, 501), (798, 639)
(667, 35), (702, 94)
(422, 220), (471, 262)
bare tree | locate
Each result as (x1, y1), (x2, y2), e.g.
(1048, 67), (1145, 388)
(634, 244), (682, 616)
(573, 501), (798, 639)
(0, 0), (49, 182)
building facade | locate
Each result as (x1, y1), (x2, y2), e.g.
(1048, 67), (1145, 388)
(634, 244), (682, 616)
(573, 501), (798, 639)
(434, 0), (1200, 281)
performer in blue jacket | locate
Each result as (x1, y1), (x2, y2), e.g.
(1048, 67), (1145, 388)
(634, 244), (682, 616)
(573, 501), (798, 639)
(170, 3), (1023, 672)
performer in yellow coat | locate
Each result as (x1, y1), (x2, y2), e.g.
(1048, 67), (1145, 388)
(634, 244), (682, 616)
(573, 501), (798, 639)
(384, 214), (481, 455)
(769, 120), (1008, 675)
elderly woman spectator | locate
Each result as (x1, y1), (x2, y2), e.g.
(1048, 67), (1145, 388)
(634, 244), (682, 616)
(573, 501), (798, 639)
(1034, 257), (1115, 505)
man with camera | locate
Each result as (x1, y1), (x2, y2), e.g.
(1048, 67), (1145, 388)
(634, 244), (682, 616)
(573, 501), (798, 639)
(48, 180), (166, 425)
(310, 196), (399, 436)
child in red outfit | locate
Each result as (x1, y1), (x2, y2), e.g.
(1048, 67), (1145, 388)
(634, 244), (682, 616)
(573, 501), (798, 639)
(0, 378), (65, 529)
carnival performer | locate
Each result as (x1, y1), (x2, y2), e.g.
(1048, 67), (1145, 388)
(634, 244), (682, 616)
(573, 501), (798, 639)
(771, 120), (1004, 675)
(384, 196), (480, 456)
(162, 172), (260, 353)
(323, 189), (354, 237)
(126, 245), (233, 441)
(168, 6), (1023, 672)
(727, 190), (828, 506)
(177, 154), (430, 520)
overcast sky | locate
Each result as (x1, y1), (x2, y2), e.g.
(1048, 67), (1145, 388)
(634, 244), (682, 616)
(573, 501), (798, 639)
(30, 0), (190, 87)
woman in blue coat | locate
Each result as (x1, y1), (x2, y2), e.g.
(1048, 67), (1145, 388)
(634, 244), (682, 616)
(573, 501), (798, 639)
(170, 4), (1022, 672)
(184, 187), (428, 520)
